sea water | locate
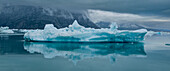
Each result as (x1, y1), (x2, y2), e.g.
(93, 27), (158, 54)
(0, 34), (170, 71)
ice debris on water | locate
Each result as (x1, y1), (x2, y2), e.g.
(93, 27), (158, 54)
(24, 20), (147, 42)
(0, 26), (14, 34)
(145, 31), (161, 37)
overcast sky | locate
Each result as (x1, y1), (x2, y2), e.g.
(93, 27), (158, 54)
(0, 0), (170, 17)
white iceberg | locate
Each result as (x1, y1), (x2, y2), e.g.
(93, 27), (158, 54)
(0, 26), (14, 34)
(145, 31), (161, 37)
(24, 20), (147, 42)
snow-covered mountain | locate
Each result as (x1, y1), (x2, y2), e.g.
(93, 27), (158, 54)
(0, 5), (170, 32)
(0, 5), (99, 29)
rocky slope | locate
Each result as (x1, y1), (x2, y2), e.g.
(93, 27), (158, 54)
(0, 5), (99, 29)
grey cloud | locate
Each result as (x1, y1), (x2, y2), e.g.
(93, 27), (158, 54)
(88, 9), (170, 31)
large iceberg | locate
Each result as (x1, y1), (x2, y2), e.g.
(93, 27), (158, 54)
(0, 27), (14, 34)
(24, 20), (147, 42)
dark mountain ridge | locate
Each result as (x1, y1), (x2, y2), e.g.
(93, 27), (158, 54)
(0, 5), (99, 29)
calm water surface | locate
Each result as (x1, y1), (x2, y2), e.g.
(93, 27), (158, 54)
(0, 34), (170, 71)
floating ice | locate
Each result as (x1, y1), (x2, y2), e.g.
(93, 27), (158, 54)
(19, 29), (42, 33)
(145, 31), (161, 37)
(145, 31), (170, 37)
(24, 20), (147, 42)
(0, 27), (14, 34)
(24, 42), (146, 64)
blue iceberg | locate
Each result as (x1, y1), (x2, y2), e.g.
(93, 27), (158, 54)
(24, 20), (147, 42)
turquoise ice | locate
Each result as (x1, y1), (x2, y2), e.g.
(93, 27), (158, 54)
(24, 42), (146, 64)
(24, 20), (147, 42)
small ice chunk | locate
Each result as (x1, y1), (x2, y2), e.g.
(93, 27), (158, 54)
(19, 29), (41, 33)
(0, 26), (14, 33)
(146, 31), (161, 37)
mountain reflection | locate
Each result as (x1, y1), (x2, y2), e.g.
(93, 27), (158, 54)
(24, 42), (146, 64)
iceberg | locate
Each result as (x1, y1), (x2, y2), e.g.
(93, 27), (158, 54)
(0, 26), (14, 34)
(24, 20), (147, 42)
(145, 31), (161, 37)
(145, 31), (170, 37)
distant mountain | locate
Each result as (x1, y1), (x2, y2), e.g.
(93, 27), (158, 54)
(95, 21), (170, 32)
(88, 9), (170, 32)
(95, 21), (111, 28)
(0, 5), (99, 29)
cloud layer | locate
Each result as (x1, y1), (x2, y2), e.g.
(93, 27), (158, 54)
(87, 9), (170, 31)
(88, 9), (170, 23)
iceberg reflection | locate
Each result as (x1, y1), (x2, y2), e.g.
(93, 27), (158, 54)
(24, 42), (146, 64)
